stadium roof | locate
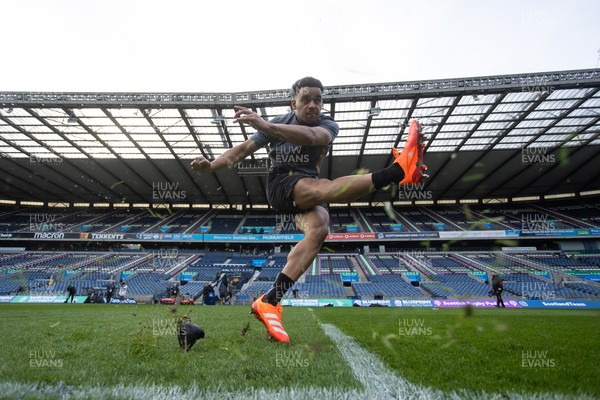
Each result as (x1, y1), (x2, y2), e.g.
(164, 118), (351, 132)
(0, 68), (599, 208)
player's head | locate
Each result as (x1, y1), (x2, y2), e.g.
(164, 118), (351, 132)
(292, 77), (324, 96)
(291, 76), (324, 125)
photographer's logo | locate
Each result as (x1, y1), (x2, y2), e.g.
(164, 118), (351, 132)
(520, 11), (556, 28)
(152, 318), (178, 336)
(30, 155), (63, 165)
(521, 213), (555, 231)
(398, 182), (432, 201)
(521, 282), (555, 300)
(152, 181), (186, 202)
(276, 213), (301, 233)
(275, 145), (309, 165)
(152, 249), (179, 269)
(521, 350), (556, 368)
(29, 213), (65, 233)
(400, 250), (432, 272)
(521, 78), (555, 95)
(275, 349), (309, 368)
(29, 349), (63, 368)
(399, 318), (432, 336)
(521, 146), (556, 166)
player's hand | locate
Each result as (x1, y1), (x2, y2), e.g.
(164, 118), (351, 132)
(190, 156), (212, 173)
(233, 106), (268, 131)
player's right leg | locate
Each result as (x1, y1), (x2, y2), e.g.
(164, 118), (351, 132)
(394, 120), (428, 185)
(292, 120), (428, 210)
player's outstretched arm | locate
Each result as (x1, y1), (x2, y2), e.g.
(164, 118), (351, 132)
(233, 106), (331, 146)
(190, 139), (259, 174)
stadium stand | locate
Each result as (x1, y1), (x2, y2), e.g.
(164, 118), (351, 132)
(430, 273), (491, 297)
(1, 198), (599, 303)
(1, 248), (599, 300)
(354, 274), (428, 298)
(2, 200), (600, 236)
(281, 275), (346, 298)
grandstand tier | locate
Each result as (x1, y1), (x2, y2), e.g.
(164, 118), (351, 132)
(2, 247), (599, 303)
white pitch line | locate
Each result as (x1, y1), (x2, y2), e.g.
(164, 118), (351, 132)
(0, 324), (594, 400)
(320, 322), (441, 400)
(318, 323), (593, 400)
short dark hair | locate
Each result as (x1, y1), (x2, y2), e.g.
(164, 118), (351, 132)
(292, 77), (324, 96)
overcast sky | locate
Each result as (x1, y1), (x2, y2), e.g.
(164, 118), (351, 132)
(1, 0), (599, 93)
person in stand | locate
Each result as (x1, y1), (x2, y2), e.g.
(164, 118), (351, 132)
(226, 281), (234, 305)
(118, 281), (128, 300)
(173, 282), (180, 305)
(491, 272), (505, 308)
(191, 77), (427, 342)
(202, 283), (216, 305)
(105, 281), (115, 303)
(219, 278), (229, 305)
(64, 284), (76, 303)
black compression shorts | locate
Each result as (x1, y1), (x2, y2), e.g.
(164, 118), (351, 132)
(266, 172), (327, 215)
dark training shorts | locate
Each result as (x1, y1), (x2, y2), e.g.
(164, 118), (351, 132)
(266, 172), (327, 215)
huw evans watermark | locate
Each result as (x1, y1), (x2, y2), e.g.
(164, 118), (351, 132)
(399, 250), (433, 272)
(276, 213), (310, 233)
(29, 213), (65, 232)
(521, 78), (555, 95)
(152, 249), (179, 270)
(275, 145), (309, 165)
(398, 182), (432, 201)
(275, 349), (309, 368)
(520, 213), (556, 231)
(29, 349), (63, 368)
(152, 182), (187, 202)
(152, 318), (178, 337)
(399, 318), (432, 336)
(30, 155), (63, 165)
(521, 282), (556, 300)
(521, 146), (556, 166)
(520, 11), (556, 28)
(521, 350), (556, 368)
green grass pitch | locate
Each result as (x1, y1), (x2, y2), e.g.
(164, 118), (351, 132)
(0, 304), (598, 399)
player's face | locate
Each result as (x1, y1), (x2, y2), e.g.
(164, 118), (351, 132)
(292, 87), (323, 125)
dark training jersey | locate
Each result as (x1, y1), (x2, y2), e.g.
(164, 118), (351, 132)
(249, 111), (339, 177)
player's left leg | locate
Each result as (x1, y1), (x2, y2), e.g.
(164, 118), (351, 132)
(251, 206), (329, 343)
(281, 206), (329, 280)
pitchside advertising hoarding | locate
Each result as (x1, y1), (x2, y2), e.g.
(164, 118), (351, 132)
(9, 295), (89, 304)
(1, 229), (599, 243)
(280, 298), (354, 307)
(432, 299), (521, 308)
(280, 298), (600, 308)
(516, 300), (600, 308)
(2, 294), (598, 307)
(108, 297), (137, 304)
(1, 296), (138, 304)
